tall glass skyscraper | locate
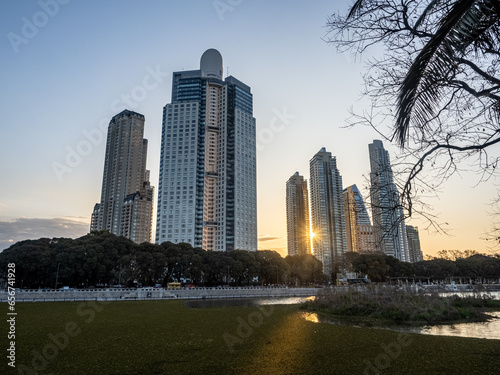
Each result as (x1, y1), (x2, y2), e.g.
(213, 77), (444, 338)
(368, 140), (409, 261)
(344, 184), (375, 253)
(286, 172), (311, 256)
(309, 148), (347, 275)
(156, 49), (257, 251)
(90, 110), (154, 244)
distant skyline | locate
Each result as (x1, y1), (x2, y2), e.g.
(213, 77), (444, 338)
(1, 0), (498, 257)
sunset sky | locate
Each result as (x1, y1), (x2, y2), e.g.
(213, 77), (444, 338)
(1, 0), (498, 257)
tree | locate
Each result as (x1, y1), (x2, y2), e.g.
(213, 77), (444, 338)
(326, 0), (500, 233)
(201, 250), (231, 286)
(0, 232), (308, 288)
(434, 249), (480, 260)
(414, 258), (458, 277)
(351, 253), (390, 282)
(256, 250), (290, 285)
(285, 254), (325, 285)
(455, 253), (500, 277)
(0, 238), (55, 288)
(228, 250), (260, 285)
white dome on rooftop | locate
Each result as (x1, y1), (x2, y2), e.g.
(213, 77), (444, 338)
(200, 49), (223, 79)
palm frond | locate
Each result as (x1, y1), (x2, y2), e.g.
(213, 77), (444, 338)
(414, 0), (441, 31)
(347, 0), (366, 19)
(395, 0), (500, 147)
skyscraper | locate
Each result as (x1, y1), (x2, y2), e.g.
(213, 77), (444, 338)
(309, 148), (347, 275)
(368, 140), (409, 261)
(286, 172), (311, 256)
(344, 184), (375, 253)
(156, 49), (257, 251)
(406, 225), (423, 263)
(91, 110), (154, 243)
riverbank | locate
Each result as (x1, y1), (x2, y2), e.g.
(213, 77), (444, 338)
(305, 285), (500, 327)
(3, 300), (500, 374)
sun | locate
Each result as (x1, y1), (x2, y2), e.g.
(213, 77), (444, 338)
(310, 230), (315, 255)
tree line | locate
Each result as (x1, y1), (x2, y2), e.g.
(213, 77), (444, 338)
(2, 230), (498, 288)
(0, 231), (324, 289)
(340, 251), (500, 283)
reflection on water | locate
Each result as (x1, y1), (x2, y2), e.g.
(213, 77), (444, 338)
(416, 312), (500, 340)
(186, 296), (314, 309)
(302, 312), (319, 323)
(301, 311), (500, 340)
(438, 291), (500, 299)
(256, 296), (315, 305)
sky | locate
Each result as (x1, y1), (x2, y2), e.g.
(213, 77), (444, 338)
(0, 0), (498, 257)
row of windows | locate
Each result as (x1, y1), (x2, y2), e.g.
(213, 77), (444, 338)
(168, 102), (197, 109)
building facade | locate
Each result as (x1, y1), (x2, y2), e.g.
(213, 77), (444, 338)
(368, 140), (409, 261)
(90, 110), (154, 243)
(358, 225), (376, 253)
(344, 184), (375, 253)
(156, 49), (257, 251)
(286, 172), (311, 256)
(406, 225), (423, 263)
(309, 148), (347, 275)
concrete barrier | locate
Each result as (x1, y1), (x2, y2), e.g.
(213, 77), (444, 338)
(0, 287), (318, 302)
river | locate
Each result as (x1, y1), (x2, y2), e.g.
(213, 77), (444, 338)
(187, 292), (500, 340)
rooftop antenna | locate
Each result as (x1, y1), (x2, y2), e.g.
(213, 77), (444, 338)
(226, 66), (229, 78)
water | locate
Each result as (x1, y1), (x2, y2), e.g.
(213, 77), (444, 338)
(185, 296), (313, 308)
(302, 291), (500, 340)
(301, 311), (500, 340)
(414, 312), (500, 340)
(185, 291), (500, 340)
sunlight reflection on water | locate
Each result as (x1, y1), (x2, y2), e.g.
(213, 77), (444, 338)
(416, 311), (500, 340)
(186, 296), (315, 308)
(300, 311), (500, 340)
(302, 312), (320, 323)
(256, 296), (315, 305)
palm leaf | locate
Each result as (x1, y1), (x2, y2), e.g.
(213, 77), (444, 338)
(395, 0), (500, 147)
(347, 0), (366, 19)
(414, 0), (441, 31)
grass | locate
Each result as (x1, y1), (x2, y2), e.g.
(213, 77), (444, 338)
(304, 285), (500, 326)
(1, 299), (499, 374)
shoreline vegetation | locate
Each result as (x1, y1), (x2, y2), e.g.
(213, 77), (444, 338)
(302, 285), (500, 327)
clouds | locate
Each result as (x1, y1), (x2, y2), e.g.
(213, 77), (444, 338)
(258, 235), (282, 242)
(0, 217), (89, 251)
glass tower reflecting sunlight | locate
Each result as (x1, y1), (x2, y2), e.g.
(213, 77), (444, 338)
(309, 147), (347, 275)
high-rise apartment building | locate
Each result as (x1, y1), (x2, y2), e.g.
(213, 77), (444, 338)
(368, 140), (409, 261)
(286, 172), (311, 256)
(309, 148), (347, 275)
(156, 49), (257, 251)
(344, 185), (375, 253)
(406, 225), (423, 263)
(120, 176), (154, 244)
(90, 110), (154, 243)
